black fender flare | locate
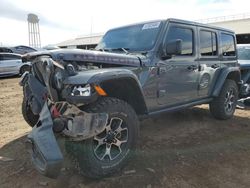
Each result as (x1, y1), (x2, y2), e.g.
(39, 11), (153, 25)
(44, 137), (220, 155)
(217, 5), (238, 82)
(90, 70), (148, 115)
(63, 68), (148, 115)
(211, 67), (241, 97)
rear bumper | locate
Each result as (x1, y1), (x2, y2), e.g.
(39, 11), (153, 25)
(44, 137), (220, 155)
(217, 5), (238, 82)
(26, 103), (63, 178)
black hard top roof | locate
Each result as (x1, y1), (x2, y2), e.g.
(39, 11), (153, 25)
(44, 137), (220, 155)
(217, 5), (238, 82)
(108, 18), (235, 34)
(167, 18), (234, 33)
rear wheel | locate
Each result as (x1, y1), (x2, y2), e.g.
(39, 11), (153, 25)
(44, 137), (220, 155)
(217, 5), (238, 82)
(65, 97), (139, 178)
(210, 79), (238, 120)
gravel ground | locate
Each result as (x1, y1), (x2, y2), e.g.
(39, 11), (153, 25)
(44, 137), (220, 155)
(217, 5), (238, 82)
(0, 77), (250, 188)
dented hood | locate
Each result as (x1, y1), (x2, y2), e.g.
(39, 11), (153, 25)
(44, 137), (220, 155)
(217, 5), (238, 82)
(22, 49), (141, 67)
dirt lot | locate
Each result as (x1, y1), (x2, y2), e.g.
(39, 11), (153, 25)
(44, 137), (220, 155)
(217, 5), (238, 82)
(0, 77), (250, 188)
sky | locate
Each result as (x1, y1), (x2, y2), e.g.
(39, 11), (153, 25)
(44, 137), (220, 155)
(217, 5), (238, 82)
(0, 0), (249, 47)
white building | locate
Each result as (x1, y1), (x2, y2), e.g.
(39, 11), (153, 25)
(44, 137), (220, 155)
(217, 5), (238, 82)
(57, 13), (250, 49)
(57, 33), (103, 49)
(198, 13), (250, 44)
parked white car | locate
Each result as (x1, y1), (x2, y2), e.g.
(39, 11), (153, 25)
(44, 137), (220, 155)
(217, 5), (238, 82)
(0, 53), (30, 77)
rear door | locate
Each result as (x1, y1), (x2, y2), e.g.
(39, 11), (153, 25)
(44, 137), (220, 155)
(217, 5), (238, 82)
(197, 28), (220, 97)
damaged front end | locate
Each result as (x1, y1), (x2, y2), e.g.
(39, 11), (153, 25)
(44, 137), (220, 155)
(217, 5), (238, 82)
(26, 103), (63, 178)
(20, 55), (109, 178)
(26, 101), (108, 178)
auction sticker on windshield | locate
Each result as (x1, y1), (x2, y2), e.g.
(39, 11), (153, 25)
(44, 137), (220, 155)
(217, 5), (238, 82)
(142, 22), (161, 30)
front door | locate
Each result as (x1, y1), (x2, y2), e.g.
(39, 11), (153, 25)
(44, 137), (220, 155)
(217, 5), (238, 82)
(1, 54), (21, 74)
(157, 23), (199, 106)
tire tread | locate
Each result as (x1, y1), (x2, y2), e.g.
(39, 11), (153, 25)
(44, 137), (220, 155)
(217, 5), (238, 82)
(65, 97), (139, 178)
(209, 79), (238, 120)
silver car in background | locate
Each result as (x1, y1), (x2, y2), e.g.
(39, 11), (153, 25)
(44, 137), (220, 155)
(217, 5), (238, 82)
(0, 53), (30, 77)
(237, 44), (250, 106)
(238, 44), (250, 64)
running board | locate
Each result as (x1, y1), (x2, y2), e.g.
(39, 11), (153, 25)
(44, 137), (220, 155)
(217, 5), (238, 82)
(147, 98), (213, 117)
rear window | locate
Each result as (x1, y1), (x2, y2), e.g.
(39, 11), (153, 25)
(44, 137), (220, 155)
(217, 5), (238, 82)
(221, 34), (236, 56)
(200, 30), (217, 56)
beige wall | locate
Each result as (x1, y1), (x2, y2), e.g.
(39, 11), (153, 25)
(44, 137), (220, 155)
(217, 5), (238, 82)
(210, 18), (250, 34)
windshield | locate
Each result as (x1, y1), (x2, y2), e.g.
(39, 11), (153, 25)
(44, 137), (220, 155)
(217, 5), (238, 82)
(238, 46), (250, 60)
(96, 21), (162, 52)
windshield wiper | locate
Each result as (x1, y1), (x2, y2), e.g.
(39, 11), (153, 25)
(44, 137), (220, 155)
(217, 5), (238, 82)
(98, 48), (149, 56)
(110, 48), (129, 54)
(99, 48), (130, 54)
(98, 48), (110, 52)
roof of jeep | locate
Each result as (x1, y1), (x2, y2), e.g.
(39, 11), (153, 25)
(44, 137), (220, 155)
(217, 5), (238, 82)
(108, 18), (235, 34)
(167, 18), (235, 33)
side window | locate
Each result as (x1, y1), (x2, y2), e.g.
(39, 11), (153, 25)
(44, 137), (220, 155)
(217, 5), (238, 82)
(221, 34), (236, 56)
(2, 54), (21, 60)
(200, 30), (217, 56)
(166, 26), (193, 56)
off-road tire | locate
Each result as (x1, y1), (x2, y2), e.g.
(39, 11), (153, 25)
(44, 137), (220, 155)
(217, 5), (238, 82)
(209, 79), (238, 120)
(22, 98), (39, 127)
(65, 97), (139, 178)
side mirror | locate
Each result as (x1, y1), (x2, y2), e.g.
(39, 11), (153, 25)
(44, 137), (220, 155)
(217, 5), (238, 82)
(166, 39), (182, 55)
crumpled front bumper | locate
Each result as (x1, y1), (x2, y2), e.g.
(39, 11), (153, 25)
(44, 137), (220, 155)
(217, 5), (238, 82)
(22, 72), (109, 178)
(26, 103), (63, 178)
(26, 101), (109, 178)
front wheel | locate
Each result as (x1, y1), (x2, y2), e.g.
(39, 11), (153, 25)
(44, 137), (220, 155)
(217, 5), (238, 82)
(20, 65), (30, 75)
(65, 97), (139, 178)
(22, 97), (39, 127)
(209, 79), (238, 120)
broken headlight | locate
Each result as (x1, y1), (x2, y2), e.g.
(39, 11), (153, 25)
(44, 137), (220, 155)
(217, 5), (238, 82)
(71, 84), (91, 97)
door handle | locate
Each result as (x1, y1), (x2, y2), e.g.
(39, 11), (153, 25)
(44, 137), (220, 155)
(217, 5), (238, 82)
(211, 64), (220, 69)
(187, 65), (198, 71)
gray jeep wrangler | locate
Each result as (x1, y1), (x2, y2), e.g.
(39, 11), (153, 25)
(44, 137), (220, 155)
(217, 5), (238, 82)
(21, 19), (248, 178)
